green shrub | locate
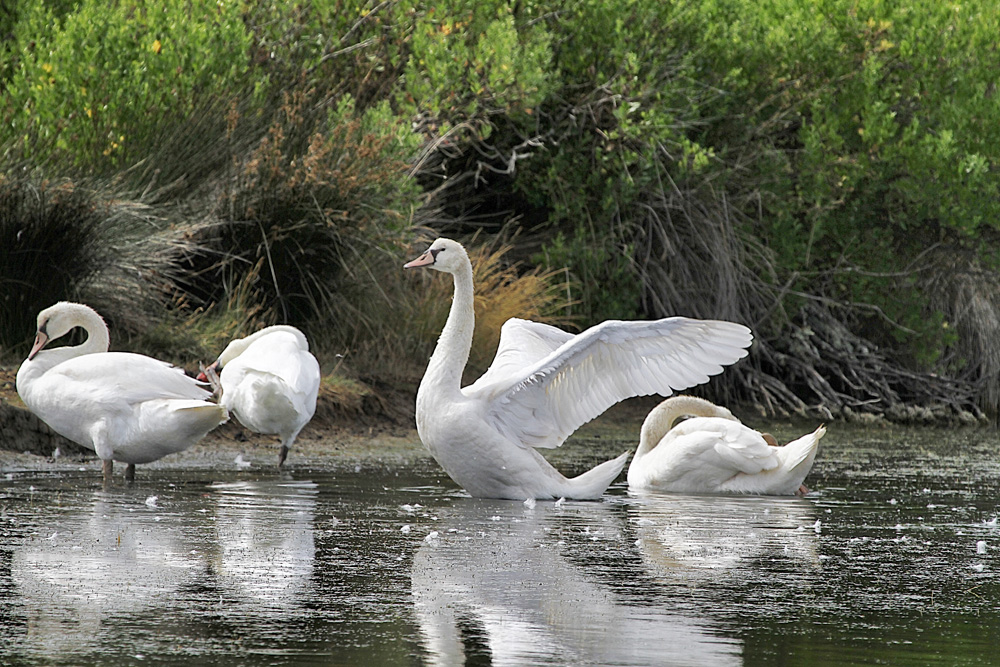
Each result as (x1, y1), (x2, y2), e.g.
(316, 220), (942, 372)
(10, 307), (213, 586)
(663, 0), (1000, 369)
(2, 0), (252, 172)
(400, 1), (552, 124)
(500, 1), (727, 323)
(3, 0), (1000, 412)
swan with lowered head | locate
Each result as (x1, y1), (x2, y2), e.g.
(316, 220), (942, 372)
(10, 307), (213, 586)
(199, 325), (321, 467)
(16, 302), (228, 481)
(627, 395), (824, 495)
(403, 238), (754, 500)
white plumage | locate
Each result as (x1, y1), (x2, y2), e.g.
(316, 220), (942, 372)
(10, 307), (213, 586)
(202, 325), (320, 467)
(627, 395), (824, 495)
(404, 238), (754, 500)
(16, 302), (228, 481)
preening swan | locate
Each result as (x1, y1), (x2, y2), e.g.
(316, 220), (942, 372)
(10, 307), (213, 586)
(627, 395), (824, 495)
(199, 325), (320, 467)
(403, 238), (754, 500)
(16, 302), (228, 481)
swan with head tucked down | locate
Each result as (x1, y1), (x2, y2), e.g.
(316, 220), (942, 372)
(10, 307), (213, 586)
(403, 238), (754, 500)
(16, 302), (229, 481)
(199, 325), (320, 467)
(628, 395), (824, 495)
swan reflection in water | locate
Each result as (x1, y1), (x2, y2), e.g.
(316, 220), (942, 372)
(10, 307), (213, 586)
(410, 497), (742, 666)
(628, 492), (820, 582)
(208, 478), (318, 617)
(11, 489), (205, 657)
(10, 477), (319, 658)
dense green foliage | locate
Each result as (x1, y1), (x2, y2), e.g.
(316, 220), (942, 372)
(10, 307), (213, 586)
(2, 0), (999, 416)
(681, 0), (1000, 347)
(4, 0), (252, 170)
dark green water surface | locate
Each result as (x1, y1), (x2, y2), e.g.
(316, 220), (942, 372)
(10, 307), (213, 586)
(1, 423), (998, 665)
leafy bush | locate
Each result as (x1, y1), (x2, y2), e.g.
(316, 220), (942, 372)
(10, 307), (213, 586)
(3, 0), (999, 416)
(675, 0), (1000, 346)
(401, 1), (551, 123)
(2, 0), (252, 172)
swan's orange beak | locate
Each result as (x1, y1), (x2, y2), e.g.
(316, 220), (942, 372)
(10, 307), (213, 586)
(196, 361), (219, 382)
(403, 250), (435, 269)
(27, 331), (49, 360)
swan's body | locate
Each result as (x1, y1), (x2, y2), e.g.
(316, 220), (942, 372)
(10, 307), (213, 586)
(16, 302), (228, 481)
(403, 238), (754, 500)
(627, 395), (824, 495)
(200, 326), (320, 467)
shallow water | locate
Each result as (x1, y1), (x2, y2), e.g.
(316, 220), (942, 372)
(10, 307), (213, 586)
(1, 424), (999, 666)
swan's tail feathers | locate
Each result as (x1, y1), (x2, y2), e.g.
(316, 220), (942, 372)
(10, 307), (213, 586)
(169, 401), (230, 437)
(564, 450), (631, 500)
(781, 425), (825, 480)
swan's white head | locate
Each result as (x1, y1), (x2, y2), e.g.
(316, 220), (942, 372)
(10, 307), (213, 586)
(28, 301), (104, 360)
(403, 238), (469, 274)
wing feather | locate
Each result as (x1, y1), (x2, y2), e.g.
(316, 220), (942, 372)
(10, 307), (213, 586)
(234, 333), (321, 397)
(464, 318), (574, 395)
(48, 352), (210, 403)
(468, 317), (752, 450)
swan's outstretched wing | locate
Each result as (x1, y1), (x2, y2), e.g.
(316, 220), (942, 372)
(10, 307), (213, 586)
(468, 317), (752, 450)
(464, 318), (574, 394)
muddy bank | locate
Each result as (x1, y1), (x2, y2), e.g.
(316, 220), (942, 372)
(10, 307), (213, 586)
(0, 366), (421, 462)
(2, 362), (990, 469)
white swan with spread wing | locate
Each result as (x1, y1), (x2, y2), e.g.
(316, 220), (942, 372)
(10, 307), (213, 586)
(403, 238), (754, 500)
(627, 395), (824, 495)
(199, 325), (320, 467)
(16, 302), (228, 481)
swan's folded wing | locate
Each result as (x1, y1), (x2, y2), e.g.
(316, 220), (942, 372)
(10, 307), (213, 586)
(287, 351), (322, 411)
(709, 422), (780, 474)
(269, 346), (321, 400)
(475, 317), (752, 450)
(51, 352), (212, 402)
(240, 334), (318, 388)
(464, 318), (575, 394)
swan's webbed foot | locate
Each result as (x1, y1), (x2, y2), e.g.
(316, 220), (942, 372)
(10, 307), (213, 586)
(795, 483), (810, 496)
(762, 433), (779, 447)
(102, 459), (114, 484)
(278, 445), (289, 468)
(125, 463), (136, 482)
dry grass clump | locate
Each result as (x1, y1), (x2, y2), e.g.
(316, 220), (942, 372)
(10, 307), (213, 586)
(190, 92), (414, 328)
(0, 173), (182, 360)
(132, 264), (270, 369)
(921, 252), (1000, 418)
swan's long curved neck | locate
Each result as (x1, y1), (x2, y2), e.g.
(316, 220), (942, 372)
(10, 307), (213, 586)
(55, 305), (111, 357)
(422, 262), (475, 397)
(77, 313), (111, 356)
(22, 305), (109, 377)
(635, 396), (736, 459)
